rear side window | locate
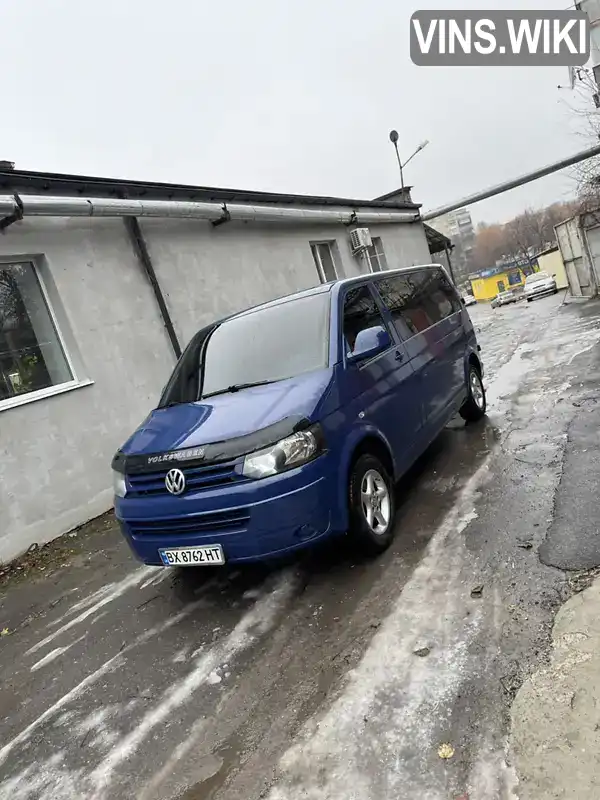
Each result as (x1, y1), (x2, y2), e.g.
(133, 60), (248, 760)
(375, 268), (460, 338)
(342, 284), (386, 353)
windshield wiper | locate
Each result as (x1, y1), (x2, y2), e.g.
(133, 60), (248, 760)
(201, 379), (281, 399)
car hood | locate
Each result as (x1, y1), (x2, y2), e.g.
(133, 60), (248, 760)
(120, 369), (333, 456)
(526, 278), (554, 291)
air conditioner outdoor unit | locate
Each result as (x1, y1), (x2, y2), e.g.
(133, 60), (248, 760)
(349, 227), (372, 254)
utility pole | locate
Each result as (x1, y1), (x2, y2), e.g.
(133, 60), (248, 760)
(577, 1), (600, 92)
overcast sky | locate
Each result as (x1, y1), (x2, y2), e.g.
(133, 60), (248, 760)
(0, 0), (592, 224)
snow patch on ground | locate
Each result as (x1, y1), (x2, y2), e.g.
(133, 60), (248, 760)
(30, 635), (85, 672)
(172, 646), (191, 664)
(0, 574), (295, 800)
(27, 567), (156, 656)
(0, 596), (210, 771)
(90, 572), (295, 798)
(267, 463), (491, 800)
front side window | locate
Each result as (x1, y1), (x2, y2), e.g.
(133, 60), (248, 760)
(311, 242), (338, 283)
(198, 293), (330, 399)
(342, 284), (386, 353)
(375, 268), (459, 338)
(0, 261), (73, 405)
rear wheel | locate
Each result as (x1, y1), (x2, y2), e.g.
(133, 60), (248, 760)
(348, 454), (395, 555)
(460, 365), (486, 423)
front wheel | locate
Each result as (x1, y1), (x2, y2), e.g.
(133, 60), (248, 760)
(348, 454), (396, 555)
(460, 365), (487, 423)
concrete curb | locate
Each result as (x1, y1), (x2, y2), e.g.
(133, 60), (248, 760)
(561, 292), (593, 306)
(510, 578), (600, 799)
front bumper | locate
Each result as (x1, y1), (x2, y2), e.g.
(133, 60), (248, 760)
(115, 456), (339, 565)
(525, 283), (557, 299)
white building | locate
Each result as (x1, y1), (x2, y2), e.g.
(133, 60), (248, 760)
(0, 168), (436, 563)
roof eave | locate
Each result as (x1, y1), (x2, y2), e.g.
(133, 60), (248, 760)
(0, 169), (421, 212)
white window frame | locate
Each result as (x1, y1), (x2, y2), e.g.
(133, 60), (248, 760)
(367, 237), (388, 273)
(0, 256), (92, 412)
(310, 241), (339, 283)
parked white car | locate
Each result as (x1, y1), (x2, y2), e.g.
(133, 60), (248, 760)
(491, 289), (518, 308)
(462, 294), (477, 307)
(524, 271), (558, 302)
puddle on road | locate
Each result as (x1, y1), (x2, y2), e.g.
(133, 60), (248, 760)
(174, 734), (242, 800)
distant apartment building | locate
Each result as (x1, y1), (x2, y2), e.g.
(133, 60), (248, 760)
(430, 207), (475, 287)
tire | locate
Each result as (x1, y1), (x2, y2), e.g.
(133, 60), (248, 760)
(459, 365), (487, 423)
(348, 454), (396, 555)
(527, 297), (532, 302)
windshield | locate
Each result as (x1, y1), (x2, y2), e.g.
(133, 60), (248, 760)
(526, 271), (549, 283)
(199, 293), (330, 398)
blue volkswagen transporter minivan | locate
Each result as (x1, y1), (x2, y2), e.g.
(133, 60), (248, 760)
(112, 265), (485, 567)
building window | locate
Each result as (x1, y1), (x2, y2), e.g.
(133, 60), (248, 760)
(507, 270), (522, 286)
(0, 260), (74, 407)
(367, 237), (388, 272)
(311, 242), (338, 283)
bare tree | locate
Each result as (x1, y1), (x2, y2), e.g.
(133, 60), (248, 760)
(471, 201), (580, 271)
(472, 222), (506, 269)
(557, 67), (600, 207)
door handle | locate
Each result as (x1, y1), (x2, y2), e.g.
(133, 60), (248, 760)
(395, 350), (404, 362)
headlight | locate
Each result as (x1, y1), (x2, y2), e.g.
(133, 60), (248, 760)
(113, 469), (127, 498)
(242, 426), (325, 479)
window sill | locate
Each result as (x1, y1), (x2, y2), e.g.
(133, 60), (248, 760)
(0, 379), (94, 413)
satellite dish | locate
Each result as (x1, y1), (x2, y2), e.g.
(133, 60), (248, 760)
(389, 130), (399, 144)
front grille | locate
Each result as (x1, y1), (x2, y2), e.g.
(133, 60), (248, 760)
(128, 507), (251, 537)
(127, 459), (248, 497)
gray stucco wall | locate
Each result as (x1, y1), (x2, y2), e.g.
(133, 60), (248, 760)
(139, 218), (431, 347)
(0, 214), (430, 562)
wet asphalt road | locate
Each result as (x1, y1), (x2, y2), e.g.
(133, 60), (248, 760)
(2, 293), (600, 800)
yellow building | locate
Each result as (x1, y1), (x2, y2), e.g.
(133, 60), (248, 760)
(536, 246), (568, 290)
(469, 263), (535, 302)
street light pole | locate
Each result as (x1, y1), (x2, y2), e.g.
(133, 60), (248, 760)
(389, 130), (404, 190)
(403, 139), (430, 169)
(388, 132), (430, 193)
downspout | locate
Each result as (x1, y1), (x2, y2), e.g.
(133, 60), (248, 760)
(0, 194), (24, 232)
(123, 217), (182, 359)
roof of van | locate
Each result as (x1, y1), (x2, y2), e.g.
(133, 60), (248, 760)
(228, 264), (441, 320)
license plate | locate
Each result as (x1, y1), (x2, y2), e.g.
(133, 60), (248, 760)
(158, 545), (225, 567)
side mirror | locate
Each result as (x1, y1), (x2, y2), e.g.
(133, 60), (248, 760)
(347, 325), (391, 364)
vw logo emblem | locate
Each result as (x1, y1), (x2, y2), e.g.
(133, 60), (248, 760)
(165, 468), (186, 496)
